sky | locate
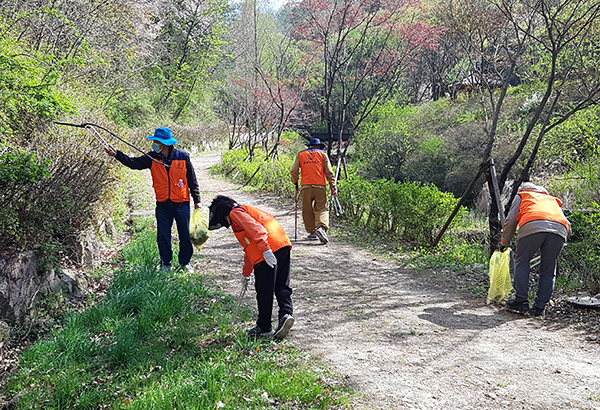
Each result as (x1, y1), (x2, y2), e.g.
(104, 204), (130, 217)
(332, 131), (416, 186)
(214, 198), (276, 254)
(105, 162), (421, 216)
(270, 0), (287, 10)
(231, 0), (288, 12)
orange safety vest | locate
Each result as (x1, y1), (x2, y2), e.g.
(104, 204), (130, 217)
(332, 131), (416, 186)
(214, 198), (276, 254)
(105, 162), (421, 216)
(150, 155), (190, 202)
(517, 191), (569, 229)
(232, 205), (291, 265)
(298, 148), (327, 186)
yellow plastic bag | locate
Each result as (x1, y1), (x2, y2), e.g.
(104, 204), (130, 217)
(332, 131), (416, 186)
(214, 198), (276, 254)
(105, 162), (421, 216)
(487, 249), (513, 304)
(190, 208), (211, 251)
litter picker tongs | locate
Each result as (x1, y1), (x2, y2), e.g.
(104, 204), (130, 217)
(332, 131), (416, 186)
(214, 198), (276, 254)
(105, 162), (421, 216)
(331, 194), (343, 217)
(53, 121), (169, 167)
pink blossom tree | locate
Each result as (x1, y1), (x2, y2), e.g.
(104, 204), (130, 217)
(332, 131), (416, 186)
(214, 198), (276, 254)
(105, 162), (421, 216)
(287, 0), (443, 169)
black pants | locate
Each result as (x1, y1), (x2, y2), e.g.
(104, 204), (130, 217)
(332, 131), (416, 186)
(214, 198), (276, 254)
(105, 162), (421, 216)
(254, 246), (293, 331)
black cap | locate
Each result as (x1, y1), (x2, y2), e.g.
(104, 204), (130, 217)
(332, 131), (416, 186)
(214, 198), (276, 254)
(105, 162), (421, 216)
(208, 195), (237, 230)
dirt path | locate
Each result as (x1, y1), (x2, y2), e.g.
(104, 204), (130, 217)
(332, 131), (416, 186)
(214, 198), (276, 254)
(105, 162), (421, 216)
(192, 150), (600, 410)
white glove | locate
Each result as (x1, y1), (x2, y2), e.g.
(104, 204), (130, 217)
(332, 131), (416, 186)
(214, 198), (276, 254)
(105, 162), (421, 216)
(262, 250), (277, 268)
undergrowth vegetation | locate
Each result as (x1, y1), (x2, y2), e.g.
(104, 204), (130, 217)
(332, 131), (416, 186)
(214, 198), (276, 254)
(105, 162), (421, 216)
(336, 175), (464, 247)
(559, 206), (600, 293)
(212, 123), (600, 294)
(4, 220), (349, 409)
(211, 134), (483, 261)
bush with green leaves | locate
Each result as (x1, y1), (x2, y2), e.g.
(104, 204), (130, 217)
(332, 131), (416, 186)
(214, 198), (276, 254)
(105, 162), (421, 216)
(211, 146), (297, 198)
(558, 204), (600, 293)
(544, 105), (600, 206)
(0, 147), (51, 248)
(351, 99), (489, 200)
(337, 175), (465, 247)
(351, 90), (558, 202)
(0, 36), (74, 138)
(0, 126), (118, 253)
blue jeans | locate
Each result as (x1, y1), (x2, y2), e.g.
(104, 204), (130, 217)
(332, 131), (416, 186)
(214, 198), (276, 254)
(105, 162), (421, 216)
(155, 203), (193, 266)
(514, 232), (565, 310)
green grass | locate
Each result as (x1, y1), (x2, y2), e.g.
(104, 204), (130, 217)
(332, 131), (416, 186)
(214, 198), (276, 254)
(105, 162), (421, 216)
(4, 222), (350, 409)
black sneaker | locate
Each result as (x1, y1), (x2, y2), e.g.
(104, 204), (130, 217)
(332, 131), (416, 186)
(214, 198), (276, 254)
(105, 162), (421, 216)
(529, 307), (545, 317)
(274, 314), (294, 339)
(246, 325), (274, 338)
(506, 299), (530, 314)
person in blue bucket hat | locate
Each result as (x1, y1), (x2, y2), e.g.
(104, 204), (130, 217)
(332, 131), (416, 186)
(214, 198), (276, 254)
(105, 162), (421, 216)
(148, 126), (179, 145)
(105, 127), (201, 273)
(290, 137), (336, 244)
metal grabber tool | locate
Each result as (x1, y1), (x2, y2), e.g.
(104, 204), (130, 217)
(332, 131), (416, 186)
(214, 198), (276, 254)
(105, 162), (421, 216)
(332, 193), (343, 217)
(233, 277), (249, 323)
(53, 121), (168, 167)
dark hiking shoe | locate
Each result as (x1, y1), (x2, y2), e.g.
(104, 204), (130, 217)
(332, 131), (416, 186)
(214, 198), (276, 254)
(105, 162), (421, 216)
(246, 325), (274, 338)
(529, 307), (545, 317)
(506, 299), (530, 314)
(158, 264), (172, 272)
(306, 232), (318, 240)
(315, 227), (329, 245)
(274, 314), (295, 339)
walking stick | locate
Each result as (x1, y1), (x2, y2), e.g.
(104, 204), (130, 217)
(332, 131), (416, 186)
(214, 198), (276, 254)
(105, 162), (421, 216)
(294, 183), (298, 241)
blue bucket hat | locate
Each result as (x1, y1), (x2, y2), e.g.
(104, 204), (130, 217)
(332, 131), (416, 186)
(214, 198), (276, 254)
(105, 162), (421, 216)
(307, 137), (325, 148)
(146, 127), (178, 145)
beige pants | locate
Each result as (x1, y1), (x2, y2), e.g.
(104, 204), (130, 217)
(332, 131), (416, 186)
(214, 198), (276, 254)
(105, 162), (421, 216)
(300, 185), (329, 233)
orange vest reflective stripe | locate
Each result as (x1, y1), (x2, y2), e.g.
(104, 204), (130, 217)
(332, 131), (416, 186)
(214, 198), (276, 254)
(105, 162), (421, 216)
(233, 205), (291, 265)
(298, 149), (327, 186)
(517, 191), (568, 229)
(150, 158), (190, 202)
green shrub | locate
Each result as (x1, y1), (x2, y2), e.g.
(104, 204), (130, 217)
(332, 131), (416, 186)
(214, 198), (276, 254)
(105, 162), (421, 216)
(338, 175), (465, 246)
(211, 147), (296, 197)
(0, 126), (118, 252)
(544, 105), (600, 205)
(261, 155), (296, 197)
(351, 98), (490, 200)
(559, 204), (600, 293)
(0, 148), (52, 246)
(0, 36), (74, 138)
(0, 149), (51, 186)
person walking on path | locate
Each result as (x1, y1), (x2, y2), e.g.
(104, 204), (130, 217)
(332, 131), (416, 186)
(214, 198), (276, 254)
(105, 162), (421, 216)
(105, 127), (201, 273)
(501, 182), (571, 316)
(290, 138), (337, 244)
(208, 195), (294, 339)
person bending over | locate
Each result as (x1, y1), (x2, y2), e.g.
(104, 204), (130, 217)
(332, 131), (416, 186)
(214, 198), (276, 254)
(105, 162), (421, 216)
(208, 195), (294, 338)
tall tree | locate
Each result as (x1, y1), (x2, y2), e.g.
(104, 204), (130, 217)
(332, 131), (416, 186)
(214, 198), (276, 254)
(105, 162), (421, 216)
(434, 0), (600, 250)
(150, 0), (229, 120)
(287, 0), (442, 165)
(217, 0), (313, 159)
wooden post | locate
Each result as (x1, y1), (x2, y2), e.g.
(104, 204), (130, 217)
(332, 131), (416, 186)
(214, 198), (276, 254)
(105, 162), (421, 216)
(488, 159), (505, 227)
